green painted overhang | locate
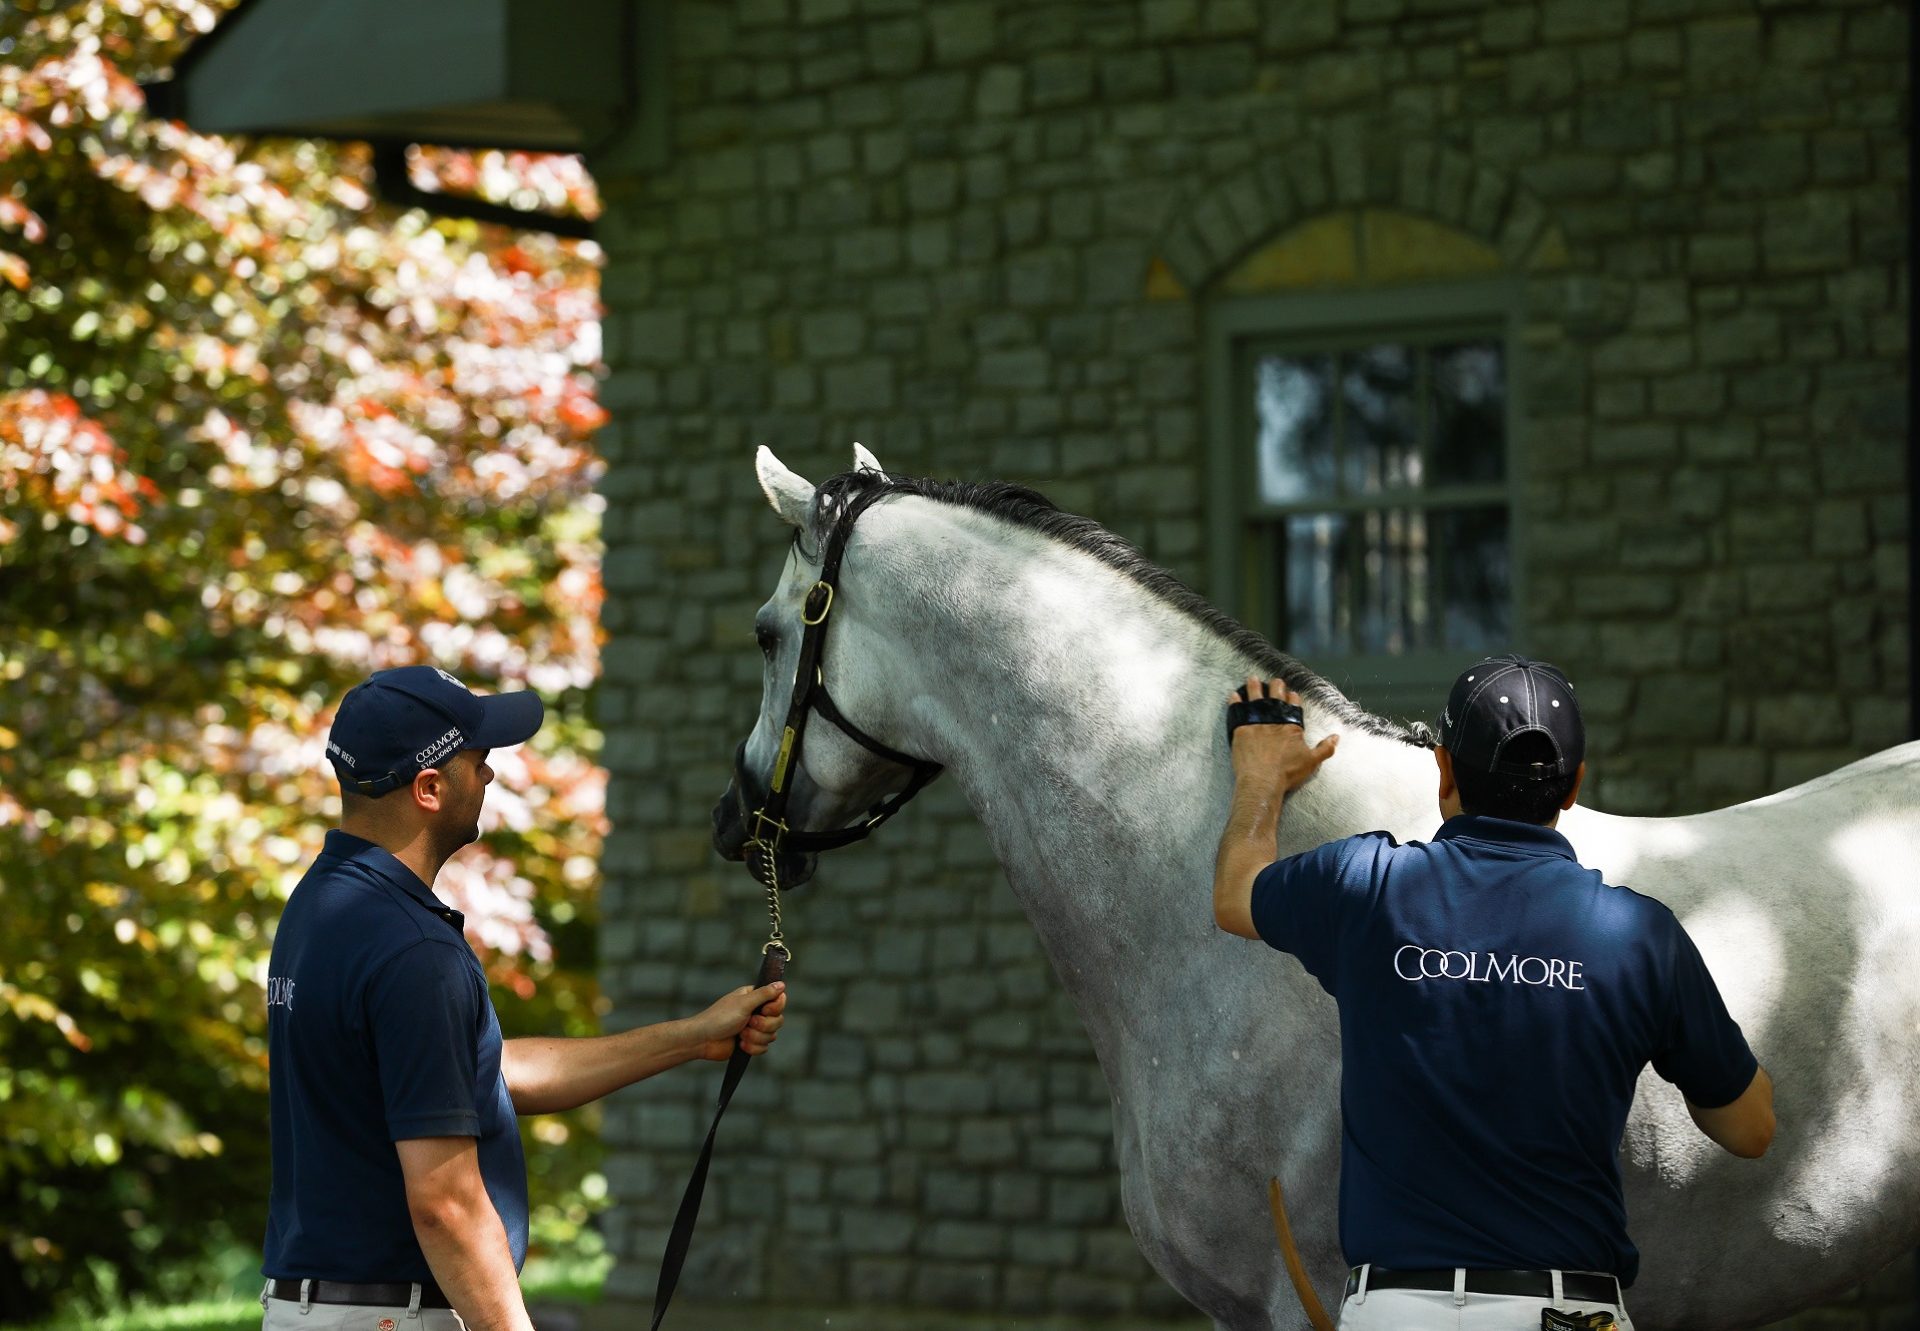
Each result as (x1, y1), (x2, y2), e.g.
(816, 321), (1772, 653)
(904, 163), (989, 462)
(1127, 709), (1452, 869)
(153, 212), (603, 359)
(143, 0), (629, 152)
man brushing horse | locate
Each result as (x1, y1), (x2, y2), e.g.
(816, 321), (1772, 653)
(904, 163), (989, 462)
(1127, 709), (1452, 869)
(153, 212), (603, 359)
(1212, 655), (1775, 1331)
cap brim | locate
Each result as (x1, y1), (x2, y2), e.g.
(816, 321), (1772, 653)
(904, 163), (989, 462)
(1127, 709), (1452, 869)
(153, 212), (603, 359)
(469, 689), (545, 750)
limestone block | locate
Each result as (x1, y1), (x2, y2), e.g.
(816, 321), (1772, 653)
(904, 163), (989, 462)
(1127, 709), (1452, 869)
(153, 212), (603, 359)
(846, 1257), (913, 1304)
(838, 1206), (917, 1255)
(956, 1118), (1020, 1165)
(974, 63), (1025, 118)
(1626, 27), (1682, 72)
(910, 1261), (997, 1309)
(1591, 423), (1676, 463)
(1047, 1177), (1115, 1225)
(1845, 7), (1908, 58)
(1100, 49), (1166, 99)
(919, 1167), (985, 1219)
(1571, 573), (1679, 616)
(863, 15), (926, 76)
(1262, 0), (1339, 53)
(1678, 237), (1757, 288)
(1772, 748), (1875, 792)
(1687, 16), (1764, 89)
(1771, 11), (1843, 65)
(1030, 51), (1094, 107)
(1763, 193), (1853, 274)
(1849, 697), (1906, 750)
(1600, 621), (1686, 670)
(1508, 48), (1577, 110)
(921, 1219), (1007, 1260)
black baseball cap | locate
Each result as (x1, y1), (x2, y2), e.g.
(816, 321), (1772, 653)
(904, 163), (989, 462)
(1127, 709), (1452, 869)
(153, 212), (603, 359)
(1437, 655), (1584, 779)
(327, 665), (545, 797)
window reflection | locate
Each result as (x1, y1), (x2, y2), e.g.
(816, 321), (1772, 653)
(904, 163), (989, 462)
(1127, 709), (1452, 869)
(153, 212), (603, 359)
(1342, 344), (1418, 495)
(1256, 354), (1334, 504)
(1438, 505), (1511, 647)
(1431, 342), (1505, 487)
(1284, 513), (1348, 658)
(1251, 334), (1508, 657)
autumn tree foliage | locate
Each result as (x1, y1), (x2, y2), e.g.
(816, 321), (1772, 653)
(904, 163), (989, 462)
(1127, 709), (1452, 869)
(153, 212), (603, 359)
(0, 0), (608, 1316)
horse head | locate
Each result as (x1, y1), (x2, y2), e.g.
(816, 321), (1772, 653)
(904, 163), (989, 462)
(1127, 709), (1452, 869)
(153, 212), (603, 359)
(710, 443), (943, 891)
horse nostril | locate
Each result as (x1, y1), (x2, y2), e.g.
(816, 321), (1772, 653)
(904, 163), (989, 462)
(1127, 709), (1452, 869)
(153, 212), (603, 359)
(711, 790), (748, 859)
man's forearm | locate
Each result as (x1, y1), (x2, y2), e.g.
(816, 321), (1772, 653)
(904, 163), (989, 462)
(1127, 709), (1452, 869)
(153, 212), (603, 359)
(1212, 768), (1287, 934)
(503, 1021), (701, 1115)
(412, 1197), (535, 1331)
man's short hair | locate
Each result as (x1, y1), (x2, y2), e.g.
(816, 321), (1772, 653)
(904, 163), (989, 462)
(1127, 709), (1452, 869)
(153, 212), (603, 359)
(338, 785), (387, 816)
(1453, 732), (1578, 825)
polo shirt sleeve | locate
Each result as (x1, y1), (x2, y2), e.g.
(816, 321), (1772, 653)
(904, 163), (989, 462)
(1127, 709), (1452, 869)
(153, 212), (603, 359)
(1649, 917), (1759, 1109)
(1249, 833), (1377, 994)
(365, 940), (485, 1140)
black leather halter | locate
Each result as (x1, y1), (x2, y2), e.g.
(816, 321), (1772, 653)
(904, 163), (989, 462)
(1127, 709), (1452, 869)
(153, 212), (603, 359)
(730, 481), (944, 887)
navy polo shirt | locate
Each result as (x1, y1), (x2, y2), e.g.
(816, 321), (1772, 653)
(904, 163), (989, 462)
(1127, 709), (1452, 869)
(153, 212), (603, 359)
(262, 831), (527, 1282)
(1251, 815), (1757, 1286)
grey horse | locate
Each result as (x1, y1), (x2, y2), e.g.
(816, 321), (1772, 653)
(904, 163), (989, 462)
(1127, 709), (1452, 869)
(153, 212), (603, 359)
(712, 446), (1920, 1331)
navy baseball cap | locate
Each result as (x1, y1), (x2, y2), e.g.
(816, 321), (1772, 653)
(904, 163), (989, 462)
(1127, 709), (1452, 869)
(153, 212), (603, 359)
(1437, 655), (1585, 779)
(327, 665), (545, 797)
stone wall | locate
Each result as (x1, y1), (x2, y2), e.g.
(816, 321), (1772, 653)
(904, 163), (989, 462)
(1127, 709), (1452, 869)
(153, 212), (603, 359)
(586, 0), (1910, 1321)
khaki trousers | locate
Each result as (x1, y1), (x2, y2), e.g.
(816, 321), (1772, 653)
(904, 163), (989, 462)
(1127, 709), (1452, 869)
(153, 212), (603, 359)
(1336, 1267), (1636, 1331)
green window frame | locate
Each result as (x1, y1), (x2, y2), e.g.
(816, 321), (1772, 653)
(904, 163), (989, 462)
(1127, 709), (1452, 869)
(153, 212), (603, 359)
(1204, 279), (1527, 724)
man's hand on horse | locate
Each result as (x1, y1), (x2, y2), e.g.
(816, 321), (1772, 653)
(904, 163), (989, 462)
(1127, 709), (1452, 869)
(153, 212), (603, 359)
(692, 981), (788, 1061)
(1226, 675), (1339, 793)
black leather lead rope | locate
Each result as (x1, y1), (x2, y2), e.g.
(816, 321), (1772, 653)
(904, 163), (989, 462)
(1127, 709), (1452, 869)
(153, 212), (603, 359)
(659, 477), (943, 1326)
(650, 944), (788, 1330)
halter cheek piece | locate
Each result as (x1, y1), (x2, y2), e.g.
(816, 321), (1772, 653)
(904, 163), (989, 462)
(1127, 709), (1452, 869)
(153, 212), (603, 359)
(654, 482), (945, 1331)
(730, 482), (945, 899)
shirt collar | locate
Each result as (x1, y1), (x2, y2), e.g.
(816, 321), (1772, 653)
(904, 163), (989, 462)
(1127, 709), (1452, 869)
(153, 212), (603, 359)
(322, 829), (467, 931)
(1434, 814), (1578, 861)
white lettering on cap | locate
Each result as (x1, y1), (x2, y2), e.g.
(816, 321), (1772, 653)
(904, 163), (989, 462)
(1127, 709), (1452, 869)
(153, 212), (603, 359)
(415, 726), (463, 765)
(326, 737), (357, 768)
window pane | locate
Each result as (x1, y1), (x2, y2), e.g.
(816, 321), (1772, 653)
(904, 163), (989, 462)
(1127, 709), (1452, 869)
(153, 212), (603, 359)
(1255, 354), (1335, 503)
(1342, 344), (1419, 495)
(1353, 507), (1434, 655)
(1437, 505), (1511, 649)
(1430, 341), (1505, 487)
(1282, 512), (1349, 658)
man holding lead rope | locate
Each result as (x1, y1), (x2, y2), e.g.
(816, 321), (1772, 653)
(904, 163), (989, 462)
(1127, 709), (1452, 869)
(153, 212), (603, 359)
(1212, 656), (1774, 1331)
(260, 666), (787, 1330)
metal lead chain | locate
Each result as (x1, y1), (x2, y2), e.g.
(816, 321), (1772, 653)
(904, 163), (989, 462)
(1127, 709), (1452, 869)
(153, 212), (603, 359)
(762, 870), (787, 958)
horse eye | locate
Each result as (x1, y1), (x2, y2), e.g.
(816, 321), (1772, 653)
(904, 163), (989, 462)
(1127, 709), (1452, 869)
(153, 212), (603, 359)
(755, 625), (777, 656)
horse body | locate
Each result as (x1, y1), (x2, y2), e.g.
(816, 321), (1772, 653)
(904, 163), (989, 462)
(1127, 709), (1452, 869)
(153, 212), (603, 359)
(720, 455), (1920, 1330)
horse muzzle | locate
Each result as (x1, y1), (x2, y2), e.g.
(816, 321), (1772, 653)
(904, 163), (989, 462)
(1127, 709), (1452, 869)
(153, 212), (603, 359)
(711, 779), (819, 889)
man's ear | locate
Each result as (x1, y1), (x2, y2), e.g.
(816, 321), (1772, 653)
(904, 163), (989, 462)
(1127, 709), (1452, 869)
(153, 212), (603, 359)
(755, 446), (815, 528)
(410, 766), (446, 813)
(1435, 746), (1457, 802)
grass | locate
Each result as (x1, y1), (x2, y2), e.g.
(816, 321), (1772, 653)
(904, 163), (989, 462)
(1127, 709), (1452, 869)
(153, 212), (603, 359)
(20, 1253), (611, 1331)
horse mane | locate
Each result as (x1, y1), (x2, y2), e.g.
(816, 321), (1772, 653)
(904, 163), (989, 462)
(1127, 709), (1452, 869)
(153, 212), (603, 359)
(814, 469), (1436, 750)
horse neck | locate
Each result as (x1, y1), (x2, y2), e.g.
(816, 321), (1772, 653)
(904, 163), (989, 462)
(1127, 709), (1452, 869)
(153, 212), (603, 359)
(855, 503), (1436, 945)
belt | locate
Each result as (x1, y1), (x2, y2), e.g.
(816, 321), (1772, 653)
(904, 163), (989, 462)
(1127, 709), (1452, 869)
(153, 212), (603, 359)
(267, 1279), (452, 1309)
(1349, 1268), (1621, 1305)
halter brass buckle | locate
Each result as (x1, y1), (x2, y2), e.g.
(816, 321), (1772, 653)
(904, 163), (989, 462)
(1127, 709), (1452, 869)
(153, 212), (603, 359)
(746, 808), (788, 849)
(802, 581), (834, 625)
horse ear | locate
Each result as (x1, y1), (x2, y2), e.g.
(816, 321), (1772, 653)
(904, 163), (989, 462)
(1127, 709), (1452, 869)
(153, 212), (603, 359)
(755, 446), (814, 529)
(851, 441), (885, 476)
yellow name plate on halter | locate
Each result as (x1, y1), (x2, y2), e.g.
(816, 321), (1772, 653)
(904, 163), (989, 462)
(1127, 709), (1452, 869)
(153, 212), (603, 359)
(771, 725), (797, 794)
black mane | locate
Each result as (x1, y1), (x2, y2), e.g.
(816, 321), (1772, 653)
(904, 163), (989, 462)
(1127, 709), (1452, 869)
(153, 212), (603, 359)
(813, 469), (1434, 749)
